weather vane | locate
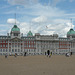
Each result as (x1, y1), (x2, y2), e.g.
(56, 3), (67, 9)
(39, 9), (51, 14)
(71, 18), (72, 28)
(15, 13), (16, 25)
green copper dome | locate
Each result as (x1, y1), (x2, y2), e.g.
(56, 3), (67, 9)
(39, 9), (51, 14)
(11, 25), (20, 32)
(67, 29), (75, 35)
(27, 31), (33, 36)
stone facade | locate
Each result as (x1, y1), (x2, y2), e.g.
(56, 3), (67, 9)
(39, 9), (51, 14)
(0, 25), (75, 55)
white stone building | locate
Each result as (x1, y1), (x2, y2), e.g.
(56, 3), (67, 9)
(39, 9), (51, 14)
(0, 25), (75, 55)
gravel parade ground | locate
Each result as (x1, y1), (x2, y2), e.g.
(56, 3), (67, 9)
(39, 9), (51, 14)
(0, 55), (75, 75)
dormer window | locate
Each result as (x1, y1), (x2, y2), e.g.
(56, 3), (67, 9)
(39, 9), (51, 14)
(14, 33), (18, 36)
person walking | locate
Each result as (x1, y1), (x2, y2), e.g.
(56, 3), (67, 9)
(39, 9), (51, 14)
(24, 52), (26, 56)
(5, 54), (7, 58)
(49, 52), (52, 58)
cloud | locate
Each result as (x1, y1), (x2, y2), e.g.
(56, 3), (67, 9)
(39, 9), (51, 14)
(7, 19), (19, 24)
(69, 0), (74, 2)
(46, 22), (74, 37)
(7, 0), (62, 7)
(0, 5), (11, 9)
(50, 0), (74, 6)
(7, 0), (60, 7)
(7, 0), (39, 6)
(51, 0), (61, 6)
(4, 3), (65, 17)
(0, 24), (8, 27)
(5, 0), (75, 37)
(32, 16), (47, 23)
(7, 0), (75, 8)
(0, 30), (7, 32)
(53, 19), (69, 24)
(0, 30), (8, 35)
(6, 15), (74, 37)
(17, 17), (73, 37)
(19, 22), (29, 34)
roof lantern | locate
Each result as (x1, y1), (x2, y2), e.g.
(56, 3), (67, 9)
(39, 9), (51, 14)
(27, 31), (33, 37)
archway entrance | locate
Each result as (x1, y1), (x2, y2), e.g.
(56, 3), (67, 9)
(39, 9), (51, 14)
(47, 50), (50, 55)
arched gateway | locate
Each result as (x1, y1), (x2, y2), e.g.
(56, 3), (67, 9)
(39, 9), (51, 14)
(47, 50), (50, 55)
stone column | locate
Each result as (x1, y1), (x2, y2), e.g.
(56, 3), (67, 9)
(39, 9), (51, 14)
(7, 40), (9, 55)
(23, 40), (24, 55)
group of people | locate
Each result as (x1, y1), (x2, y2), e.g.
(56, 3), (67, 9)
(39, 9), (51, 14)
(14, 53), (17, 57)
(65, 52), (72, 57)
(5, 51), (73, 58)
(5, 52), (27, 58)
(47, 51), (73, 57)
(24, 52), (27, 56)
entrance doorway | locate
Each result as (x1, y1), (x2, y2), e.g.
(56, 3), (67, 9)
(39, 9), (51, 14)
(47, 50), (50, 55)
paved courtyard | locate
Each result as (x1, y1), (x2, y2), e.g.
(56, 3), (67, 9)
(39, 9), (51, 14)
(0, 55), (75, 75)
